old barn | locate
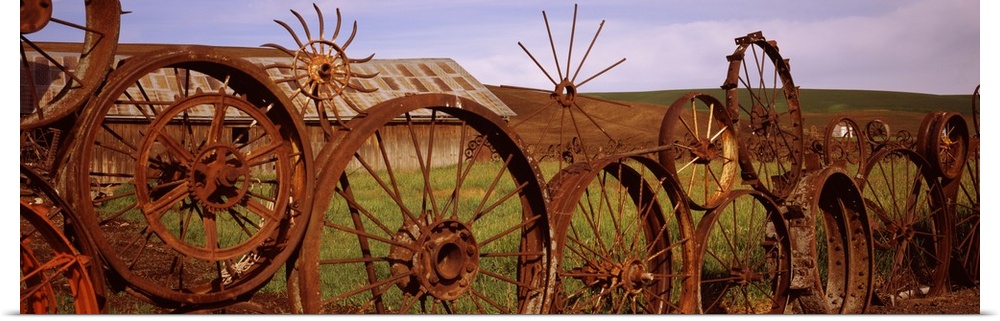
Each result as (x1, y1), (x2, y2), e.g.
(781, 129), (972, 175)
(22, 43), (516, 180)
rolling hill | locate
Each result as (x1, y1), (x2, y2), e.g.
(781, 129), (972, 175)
(489, 85), (978, 149)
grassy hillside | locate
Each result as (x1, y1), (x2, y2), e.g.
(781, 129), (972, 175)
(490, 86), (978, 149)
(587, 88), (974, 115)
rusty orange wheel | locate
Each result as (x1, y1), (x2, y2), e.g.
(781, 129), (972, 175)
(65, 47), (313, 307)
(302, 94), (552, 313)
(548, 156), (697, 313)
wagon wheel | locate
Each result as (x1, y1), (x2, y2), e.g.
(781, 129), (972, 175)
(948, 87), (980, 286)
(300, 94), (552, 313)
(823, 116), (867, 171)
(694, 190), (792, 314)
(20, 200), (100, 314)
(508, 4), (629, 173)
(949, 137), (978, 286)
(785, 167), (874, 314)
(858, 148), (950, 303)
(864, 119), (890, 152)
(64, 46), (313, 306)
(917, 112), (969, 180)
(722, 31), (804, 201)
(262, 4), (377, 136)
(20, 0), (120, 130)
(21, 164), (107, 312)
(547, 156), (697, 313)
(658, 92), (739, 210)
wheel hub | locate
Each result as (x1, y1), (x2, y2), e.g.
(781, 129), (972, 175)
(20, 0), (53, 34)
(729, 266), (763, 286)
(569, 258), (653, 294)
(688, 140), (719, 165)
(188, 144), (250, 211)
(551, 78), (577, 107)
(389, 219), (480, 301)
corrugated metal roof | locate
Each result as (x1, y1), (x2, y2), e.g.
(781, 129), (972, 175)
(21, 43), (515, 121)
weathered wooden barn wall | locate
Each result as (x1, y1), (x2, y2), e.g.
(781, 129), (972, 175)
(26, 43), (515, 191)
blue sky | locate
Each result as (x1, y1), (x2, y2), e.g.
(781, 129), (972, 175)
(25, 0), (981, 95)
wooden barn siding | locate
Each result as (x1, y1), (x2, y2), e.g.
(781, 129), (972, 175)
(341, 123), (495, 173)
(92, 121), (494, 186)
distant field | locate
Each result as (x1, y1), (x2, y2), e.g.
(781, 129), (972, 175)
(490, 86), (977, 147)
(587, 88), (974, 115)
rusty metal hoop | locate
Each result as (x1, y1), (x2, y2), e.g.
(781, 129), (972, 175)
(822, 116), (868, 170)
(547, 156), (697, 313)
(20, 200), (100, 314)
(917, 111), (970, 180)
(300, 94), (552, 313)
(785, 166), (874, 314)
(20, 0), (120, 130)
(658, 92), (739, 210)
(722, 31), (804, 202)
(947, 136), (979, 287)
(21, 163), (107, 313)
(858, 148), (951, 304)
(62, 46), (314, 306)
(693, 189), (792, 314)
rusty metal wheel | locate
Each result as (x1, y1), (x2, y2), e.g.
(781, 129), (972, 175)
(948, 137), (978, 287)
(948, 88), (980, 286)
(63, 46), (313, 306)
(785, 166), (874, 314)
(917, 112), (969, 180)
(262, 4), (377, 133)
(547, 156), (697, 313)
(864, 119), (891, 152)
(722, 31), (804, 202)
(21, 200), (100, 314)
(20, 0), (120, 130)
(21, 164), (107, 313)
(693, 190), (792, 314)
(509, 4), (629, 171)
(301, 94), (552, 313)
(658, 92), (739, 211)
(823, 116), (867, 171)
(858, 148), (950, 304)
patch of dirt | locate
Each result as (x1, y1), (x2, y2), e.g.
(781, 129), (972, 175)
(865, 287), (980, 314)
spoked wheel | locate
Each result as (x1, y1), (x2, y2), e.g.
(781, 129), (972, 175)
(64, 46), (313, 306)
(917, 112), (969, 180)
(858, 148), (950, 304)
(864, 119), (891, 153)
(722, 31), (804, 201)
(658, 92), (739, 211)
(547, 156), (697, 313)
(21, 164), (106, 313)
(785, 166), (874, 314)
(301, 94), (552, 314)
(948, 138), (978, 287)
(947, 88), (980, 286)
(823, 116), (868, 174)
(20, 0), (120, 130)
(510, 4), (630, 172)
(20, 200), (100, 314)
(694, 190), (792, 314)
